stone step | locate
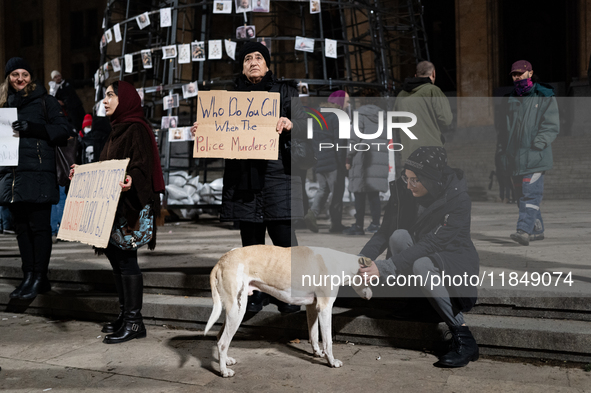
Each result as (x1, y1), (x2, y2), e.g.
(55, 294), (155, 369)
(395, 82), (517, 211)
(2, 283), (590, 363)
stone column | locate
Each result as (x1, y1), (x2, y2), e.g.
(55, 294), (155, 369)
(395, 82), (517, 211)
(43, 0), (62, 83)
(455, 0), (498, 127)
(579, 0), (591, 79)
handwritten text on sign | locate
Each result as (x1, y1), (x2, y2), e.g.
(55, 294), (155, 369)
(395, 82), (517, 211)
(57, 159), (129, 248)
(193, 90), (280, 160)
(0, 108), (19, 166)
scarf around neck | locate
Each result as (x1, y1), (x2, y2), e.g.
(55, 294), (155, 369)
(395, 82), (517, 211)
(513, 78), (534, 96)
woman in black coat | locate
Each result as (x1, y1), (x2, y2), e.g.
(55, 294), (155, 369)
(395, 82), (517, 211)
(191, 42), (306, 313)
(358, 146), (480, 368)
(0, 57), (73, 299)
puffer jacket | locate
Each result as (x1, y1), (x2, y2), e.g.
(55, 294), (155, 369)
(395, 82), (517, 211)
(347, 104), (389, 193)
(502, 82), (559, 175)
(0, 83), (72, 205)
(360, 167), (480, 312)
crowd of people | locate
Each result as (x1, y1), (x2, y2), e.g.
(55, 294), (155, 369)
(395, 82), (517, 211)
(1, 47), (558, 368)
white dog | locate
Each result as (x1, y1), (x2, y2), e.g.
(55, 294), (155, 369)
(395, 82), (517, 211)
(203, 245), (373, 377)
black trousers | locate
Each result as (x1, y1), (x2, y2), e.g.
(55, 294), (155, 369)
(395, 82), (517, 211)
(240, 220), (297, 247)
(10, 203), (53, 274)
(103, 243), (142, 275)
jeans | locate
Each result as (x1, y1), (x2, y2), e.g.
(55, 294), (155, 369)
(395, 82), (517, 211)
(239, 220), (297, 247)
(311, 169), (345, 227)
(0, 206), (13, 232)
(51, 186), (67, 235)
(104, 243), (141, 276)
(354, 191), (381, 227)
(512, 173), (544, 235)
(386, 229), (465, 327)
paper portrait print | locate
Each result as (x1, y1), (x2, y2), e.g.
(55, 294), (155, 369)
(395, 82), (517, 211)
(136, 12), (151, 29)
(141, 50), (152, 69)
(105, 29), (113, 43)
(252, 0), (269, 12)
(167, 116), (179, 129)
(111, 57), (121, 72)
(192, 41), (206, 61)
(160, 7), (172, 27)
(225, 40), (237, 60)
(295, 36), (314, 53)
(235, 0), (252, 13)
(298, 82), (309, 97)
(178, 44), (191, 64)
(208, 40), (222, 60)
(325, 38), (337, 59)
(124, 54), (133, 73)
(310, 0), (321, 14)
(161, 116), (170, 129)
(136, 88), (144, 107)
(113, 23), (122, 42)
(162, 45), (178, 59)
(182, 82), (198, 99)
(163, 94), (180, 110)
(257, 37), (272, 55)
(213, 0), (232, 14)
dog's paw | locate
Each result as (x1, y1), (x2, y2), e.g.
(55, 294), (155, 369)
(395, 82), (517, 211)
(313, 349), (324, 358)
(221, 368), (235, 378)
(331, 359), (343, 368)
(226, 357), (237, 366)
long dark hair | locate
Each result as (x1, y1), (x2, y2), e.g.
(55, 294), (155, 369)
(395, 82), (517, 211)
(111, 81), (119, 96)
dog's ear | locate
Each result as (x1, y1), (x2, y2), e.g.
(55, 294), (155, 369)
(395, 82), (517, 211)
(358, 257), (373, 267)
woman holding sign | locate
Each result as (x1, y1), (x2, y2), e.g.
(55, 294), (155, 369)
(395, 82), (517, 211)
(70, 80), (164, 344)
(0, 57), (72, 300)
(191, 42), (307, 313)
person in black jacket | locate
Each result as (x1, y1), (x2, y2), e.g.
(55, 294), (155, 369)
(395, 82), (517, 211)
(191, 42), (307, 313)
(0, 57), (73, 299)
(49, 70), (86, 131)
(358, 146), (480, 368)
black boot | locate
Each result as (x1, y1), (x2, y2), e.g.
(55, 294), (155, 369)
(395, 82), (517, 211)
(101, 274), (125, 333)
(19, 272), (51, 300)
(9, 272), (33, 299)
(435, 325), (479, 368)
(246, 291), (270, 312)
(103, 274), (147, 344)
(276, 300), (301, 314)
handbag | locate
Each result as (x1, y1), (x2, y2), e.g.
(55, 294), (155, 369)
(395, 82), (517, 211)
(41, 95), (78, 187)
(109, 204), (154, 250)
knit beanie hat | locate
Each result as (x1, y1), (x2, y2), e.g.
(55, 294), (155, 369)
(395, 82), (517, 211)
(404, 146), (448, 197)
(237, 42), (271, 68)
(82, 114), (93, 129)
(4, 57), (33, 78)
(51, 70), (61, 79)
(327, 90), (347, 108)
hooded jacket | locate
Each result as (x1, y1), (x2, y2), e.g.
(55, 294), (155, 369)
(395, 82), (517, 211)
(221, 71), (307, 222)
(501, 82), (559, 175)
(360, 167), (479, 312)
(347, 104), (389, 193)
(0, 83), (72, 205)
(393, 78), (452, 161)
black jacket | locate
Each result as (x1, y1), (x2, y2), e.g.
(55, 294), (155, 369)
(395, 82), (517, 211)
(0, 84), (72, 205)
(360, 167), (479, 312)
(55, 80), (85, 130)
(313, 107), (343, 174)
(221, 73), (307, 222)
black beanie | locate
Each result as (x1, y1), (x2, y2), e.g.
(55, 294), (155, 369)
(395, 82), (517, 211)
(237, 42), (271, 68)
(4, 57), (33, 78)
(404, 146), (447, 181)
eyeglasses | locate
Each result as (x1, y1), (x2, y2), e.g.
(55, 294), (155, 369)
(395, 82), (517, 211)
(401, 174), (421, 187)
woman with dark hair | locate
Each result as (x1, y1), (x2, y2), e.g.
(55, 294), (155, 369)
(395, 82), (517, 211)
(70, 80), (164, 344)
(0, 57), (72, 300)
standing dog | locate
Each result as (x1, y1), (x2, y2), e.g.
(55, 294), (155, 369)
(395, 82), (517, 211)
(204, 245), (373, 377)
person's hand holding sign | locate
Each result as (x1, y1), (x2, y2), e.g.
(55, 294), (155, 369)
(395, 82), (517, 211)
(276, 117), (292, 134)
(120, 175), (132, 192)
(190, 121), (198, 137)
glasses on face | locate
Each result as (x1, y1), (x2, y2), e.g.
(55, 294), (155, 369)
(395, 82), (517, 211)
(401, 174), (421, 187)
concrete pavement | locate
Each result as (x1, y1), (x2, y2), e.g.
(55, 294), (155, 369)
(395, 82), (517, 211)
(1, 312), (590, 393)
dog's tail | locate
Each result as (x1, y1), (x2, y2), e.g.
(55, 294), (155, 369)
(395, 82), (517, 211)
(204, 263), (223, 336)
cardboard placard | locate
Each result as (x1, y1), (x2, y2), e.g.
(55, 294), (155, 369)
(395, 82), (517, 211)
(193, 90), (280, 160)
(57, 159), (129, 248)
(0, 108), (19, 166)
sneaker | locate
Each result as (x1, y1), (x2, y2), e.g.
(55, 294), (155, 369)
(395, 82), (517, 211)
(329, 224), (347, 234)
(365, 223), (380, 233)
(303, 209), (319, 233)
(529, 233), (544, 241)
(510, 230), (530, 246)
(343, 224), (365, 236)
(52, 235), (59, 244)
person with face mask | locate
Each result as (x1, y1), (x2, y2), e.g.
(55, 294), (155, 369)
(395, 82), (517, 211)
(357, 146), (480, 368)
(499, 60), (559, 246)
(0, 57), (73, 299)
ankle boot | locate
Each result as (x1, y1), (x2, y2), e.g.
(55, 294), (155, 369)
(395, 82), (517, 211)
(102, 274), (125, 333)
(19, 272), (51, 300)
(103, 274), (146, 344)
(9, 272), (33, 299)
(435, 325), (479, 368)
(246, 290), (270, 312)
(275, 300), (301, 314)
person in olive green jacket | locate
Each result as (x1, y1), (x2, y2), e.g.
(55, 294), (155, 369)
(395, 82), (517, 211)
(502, 60), (559, 246)
(393, 61), (453, 162)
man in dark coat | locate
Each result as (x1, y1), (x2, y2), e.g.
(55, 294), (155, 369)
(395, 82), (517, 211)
(358, 146), (480, 368)
(49, 70), (86, 131)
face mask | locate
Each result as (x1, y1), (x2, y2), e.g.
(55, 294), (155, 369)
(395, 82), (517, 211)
(514, 77), (533, 96)
(84, 126), (91, 134)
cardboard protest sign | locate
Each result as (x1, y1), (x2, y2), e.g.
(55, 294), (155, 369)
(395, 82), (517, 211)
(57, 159), (129, 248)
(0, 108), (19, 166)
(193, 90), (280, 160)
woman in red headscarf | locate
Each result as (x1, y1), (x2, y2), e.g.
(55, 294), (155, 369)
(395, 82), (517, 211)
(70, 80), (164, 344)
